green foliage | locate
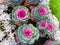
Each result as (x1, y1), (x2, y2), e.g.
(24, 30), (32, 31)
(50, 0), (60, 26)
(0, 22), (3, 29)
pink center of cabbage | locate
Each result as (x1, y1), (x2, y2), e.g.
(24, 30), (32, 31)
(47, 24), (54, 32)
(23, 28), (34, 39)
(39, 21), (47, 29)
(16, 8), (27, 20)
(39, 7), (47, 16)
(40, 30), (45, 35)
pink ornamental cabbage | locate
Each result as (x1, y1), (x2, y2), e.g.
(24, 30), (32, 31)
(16, 8), (27, 20)
(39, 21), (47, 29)
(47, 24), (54, 32)
(23, 28), (34, 39)
(39, 7), (47, 16)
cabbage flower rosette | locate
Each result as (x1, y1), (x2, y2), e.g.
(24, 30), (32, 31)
(11, 6), (30, 24)
(37, 20), (55, 37)
(32, 4), (50, 21)
(46, 15), (59, 29)
(17, 24), (39, 44)
(6, 0), (23, 5)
